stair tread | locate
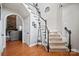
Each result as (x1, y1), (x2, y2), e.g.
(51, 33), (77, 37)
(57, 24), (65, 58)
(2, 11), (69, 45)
(49, 37), (62, 40)
(50, 32), (58, 33)
(49, 35), (60, 37)
(49, 32), (59, 34)
(50, 46), (68, 49)
(49, 33), (59, 35)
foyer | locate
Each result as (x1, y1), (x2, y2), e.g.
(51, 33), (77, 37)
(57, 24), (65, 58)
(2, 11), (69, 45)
(0, 3), (79, 56)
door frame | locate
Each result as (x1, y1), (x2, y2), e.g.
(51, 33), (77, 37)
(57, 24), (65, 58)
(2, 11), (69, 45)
(4, 13), (24, 48)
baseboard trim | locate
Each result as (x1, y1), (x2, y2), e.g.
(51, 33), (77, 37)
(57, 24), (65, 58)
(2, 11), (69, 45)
(0, 47), (5, 56)
(72, 49), (79, 53)
(0, 50), (3, 56)
(29, 43), (37, 47)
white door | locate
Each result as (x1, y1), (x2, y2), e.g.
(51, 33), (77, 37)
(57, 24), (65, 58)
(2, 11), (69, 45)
(0, 5), (4, 55)
(0, 20), (3, 54)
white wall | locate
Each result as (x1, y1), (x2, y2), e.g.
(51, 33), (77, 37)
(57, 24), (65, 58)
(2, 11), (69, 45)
(23, 10), (39, 46)
(23, 15), (30, 45)
(30, 13), (38, 45)
(2, 7), (14, 50)
(38, 3), (58, 32)
(0, 21), (3, 54)
(1, 4), (37, 48)
(0, 6), (3, 53)
(16, 15), (22, 30)
(57, 4), (63, 34)
(0, 19), (3, 54)
(23, 11), (39, 46)
(0, 5), (11, 53)
(25, 4), (39, 46)
(62, 4), (79, 50)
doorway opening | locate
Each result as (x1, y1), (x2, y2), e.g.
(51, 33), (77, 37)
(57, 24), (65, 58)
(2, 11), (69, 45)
(6, 15), (23, 45)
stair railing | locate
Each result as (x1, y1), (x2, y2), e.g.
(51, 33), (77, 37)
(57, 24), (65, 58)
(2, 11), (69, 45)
(26, 3), (49, 52)
(40, 17), (49, 52)
(64, 27), (71, 52)
(34, 4), (49, 52)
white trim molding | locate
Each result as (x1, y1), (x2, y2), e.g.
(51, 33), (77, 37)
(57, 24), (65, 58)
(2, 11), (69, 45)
(0, 47), (5, 56)
(29, 43), (44, 47)
(72, 49), (79, 53)
(29, 43), (37, 47)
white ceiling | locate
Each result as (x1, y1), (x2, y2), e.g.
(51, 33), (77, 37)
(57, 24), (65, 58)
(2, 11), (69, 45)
(2, 3), (30, 19)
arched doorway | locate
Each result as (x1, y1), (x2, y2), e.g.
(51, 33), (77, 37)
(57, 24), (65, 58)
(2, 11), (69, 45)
(5, 14), (24, 47)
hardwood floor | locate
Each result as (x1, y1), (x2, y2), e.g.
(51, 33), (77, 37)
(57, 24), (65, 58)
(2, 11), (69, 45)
(2, 40), (79, 56)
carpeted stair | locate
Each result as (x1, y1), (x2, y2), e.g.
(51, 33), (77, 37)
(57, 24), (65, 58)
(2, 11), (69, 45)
(49, 32), (69, 52)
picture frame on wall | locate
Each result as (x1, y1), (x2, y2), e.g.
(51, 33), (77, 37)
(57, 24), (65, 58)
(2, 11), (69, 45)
(32, 21), (36, 28)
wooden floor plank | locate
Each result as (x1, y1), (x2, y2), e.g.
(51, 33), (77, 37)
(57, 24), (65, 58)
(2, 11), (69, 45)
(2, 40), (79, 56)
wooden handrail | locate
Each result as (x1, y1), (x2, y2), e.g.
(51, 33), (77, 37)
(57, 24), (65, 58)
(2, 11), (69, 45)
(64, 27), (71, 52)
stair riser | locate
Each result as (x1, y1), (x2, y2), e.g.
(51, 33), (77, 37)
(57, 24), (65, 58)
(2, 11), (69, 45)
(49, 40), (62, 42)
(49, 33), (60, 35)
(49, 37), (62, 39)
(49, 41), (64, 43)
(49, 43), (65, 45)
(49, 39), (62, 41)
(49, 35), (60, 37)
(49, 44), (65, 46)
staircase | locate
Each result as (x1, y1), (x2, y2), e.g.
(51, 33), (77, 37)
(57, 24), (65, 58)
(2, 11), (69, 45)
(49, 32), (69, 52)
(25, 3), (70, 52)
